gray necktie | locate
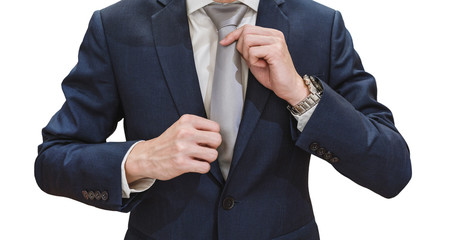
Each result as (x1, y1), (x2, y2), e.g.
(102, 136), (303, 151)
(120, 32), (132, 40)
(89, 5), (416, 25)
(204, 3), (248, 179)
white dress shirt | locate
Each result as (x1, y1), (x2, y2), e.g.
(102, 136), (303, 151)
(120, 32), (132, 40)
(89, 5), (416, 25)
(121, 0), (317, 198)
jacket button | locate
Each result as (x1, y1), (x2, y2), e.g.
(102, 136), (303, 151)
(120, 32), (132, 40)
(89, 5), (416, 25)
(323, 152), (333, 160)
(330, 157), (340, 163)
(316, 147), (326, 156)
(222, 197), (235, 210)
(88, 191), (95, 200)
(95, 191), (102, 200)
(101, 191), (109, 201)
(309, 142), (320, 151)
(82, 190), (89, 200)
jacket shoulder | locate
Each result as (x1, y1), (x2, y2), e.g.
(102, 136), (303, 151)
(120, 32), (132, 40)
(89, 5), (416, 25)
(95, 0), (165, 44)
(100, 0), (163, 21)
(285, 0), (336, 16)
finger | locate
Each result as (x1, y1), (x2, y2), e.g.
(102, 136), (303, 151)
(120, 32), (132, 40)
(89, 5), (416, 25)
(239, 25), (283, 36)
(181, 158), (211, 174)
(193, 119), (220, 133)
(220, 26), (244, 46)
(188, 145), (219, 163)
(222, 25), (268, 46)
(179, 114), (220, 132)
(195, 131), (222, 149)
(224, 25), (282, 47)
(246, 45), (273, 68)
(247, 44), (285, 67)
(249, 58), (268, 68)
(237, 34), (277, 61)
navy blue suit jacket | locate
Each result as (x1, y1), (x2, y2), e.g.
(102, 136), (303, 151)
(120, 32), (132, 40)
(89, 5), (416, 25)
(35, 0), (412, 239)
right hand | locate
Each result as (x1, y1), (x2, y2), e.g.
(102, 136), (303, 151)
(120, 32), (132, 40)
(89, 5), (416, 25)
(125, 114), (222, 182)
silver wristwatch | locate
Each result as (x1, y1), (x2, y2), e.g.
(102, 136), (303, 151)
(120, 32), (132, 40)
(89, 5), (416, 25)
(287, 75), (323, 115)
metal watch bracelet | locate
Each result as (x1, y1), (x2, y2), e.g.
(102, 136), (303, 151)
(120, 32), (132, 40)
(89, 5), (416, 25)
(287, 75), (323, 115)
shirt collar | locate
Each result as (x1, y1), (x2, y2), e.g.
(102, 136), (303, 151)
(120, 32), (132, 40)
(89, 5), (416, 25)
(186, 0), (259, 15)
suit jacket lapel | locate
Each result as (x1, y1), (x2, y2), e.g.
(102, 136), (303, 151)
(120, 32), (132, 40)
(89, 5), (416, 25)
(152, 0), (225, 185)
(152, 0), (205, 118)
(228, 0), (289, 178)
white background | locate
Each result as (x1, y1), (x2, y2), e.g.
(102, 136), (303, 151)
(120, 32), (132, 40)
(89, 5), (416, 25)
(1, 0), (449, 239)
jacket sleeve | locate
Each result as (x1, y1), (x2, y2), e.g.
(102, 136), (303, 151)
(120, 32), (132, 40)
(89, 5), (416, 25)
(35, 11), (140, 211)
(295, 11), (412, 198)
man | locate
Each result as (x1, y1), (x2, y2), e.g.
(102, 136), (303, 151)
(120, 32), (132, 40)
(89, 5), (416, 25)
(35, 0), (412, 239)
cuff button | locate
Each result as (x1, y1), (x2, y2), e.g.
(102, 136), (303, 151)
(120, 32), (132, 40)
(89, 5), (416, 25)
(330, 157), (340, 163)
(323, 152), (333, 160)
(309, 142), (320, 151)
(82, 190), (89, 200)
(101, 191), (109, 201)
(95, 191), (102, 200)
(316, 147), (326, 156)
(88, 191), (95, 200)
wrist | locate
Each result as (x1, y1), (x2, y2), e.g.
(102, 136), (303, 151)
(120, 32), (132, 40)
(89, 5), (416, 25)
(285, 75), (310, 106)
(125, 141), (148, 184)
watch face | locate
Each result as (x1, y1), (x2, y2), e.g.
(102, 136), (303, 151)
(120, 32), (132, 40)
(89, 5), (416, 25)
(311, 76), (324, 93)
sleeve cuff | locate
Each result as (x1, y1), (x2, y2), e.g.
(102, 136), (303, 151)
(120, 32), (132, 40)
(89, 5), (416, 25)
(291, 104), (318, 132)
(121, 141), (156, 198)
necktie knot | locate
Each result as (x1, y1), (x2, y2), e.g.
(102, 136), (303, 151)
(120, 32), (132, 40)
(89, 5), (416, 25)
(204, 3), (248, 31)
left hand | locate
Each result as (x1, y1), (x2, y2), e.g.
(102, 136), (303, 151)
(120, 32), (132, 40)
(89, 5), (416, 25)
(221, 25), (309, 106)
